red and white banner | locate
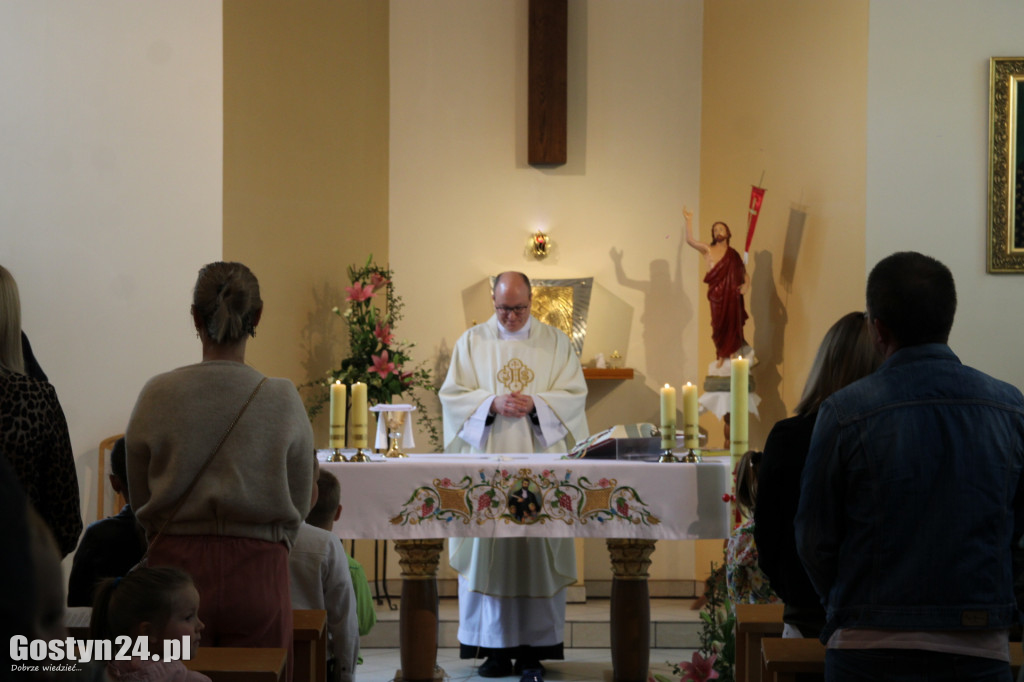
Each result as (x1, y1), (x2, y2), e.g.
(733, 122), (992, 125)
(744, 185), (766, 262)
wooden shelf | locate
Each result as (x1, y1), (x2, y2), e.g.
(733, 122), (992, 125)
(583, 367), (634, 380)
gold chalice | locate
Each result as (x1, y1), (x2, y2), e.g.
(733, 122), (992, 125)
(385, 410), (409, 458)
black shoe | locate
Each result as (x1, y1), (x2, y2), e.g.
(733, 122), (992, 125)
(520, 663), (544, 679)
(478, 656), (514, 678)
(514, 659), (545, 676)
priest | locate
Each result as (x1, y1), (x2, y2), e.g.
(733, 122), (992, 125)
(440, 271), (588, 678)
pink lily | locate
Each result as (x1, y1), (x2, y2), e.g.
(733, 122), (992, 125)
(370, 350), (397, 378)
(345, 281), (375, 302)
(370, 272), (391, 289)
(374, 321), (395, 345)
(679, 652), (718, 682)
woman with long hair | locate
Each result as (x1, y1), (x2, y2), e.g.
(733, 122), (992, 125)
(754, 311), (882, 639)
(0, 264), (82, 557)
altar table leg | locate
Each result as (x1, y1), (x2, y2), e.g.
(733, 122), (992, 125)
(607, 539), (656, 682)
(393, 539), (444, 682)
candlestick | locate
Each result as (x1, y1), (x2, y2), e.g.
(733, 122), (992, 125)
(660, 384), (677, 451)
(682, 382), (698, 449)
(730, 356), (749, 458)
(329, 381), (346, 450)
(350, 382), (368, 449)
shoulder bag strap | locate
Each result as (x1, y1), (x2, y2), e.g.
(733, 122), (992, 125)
(143, 376), (269, 557)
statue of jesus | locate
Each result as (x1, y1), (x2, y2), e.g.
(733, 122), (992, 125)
(684, 207), (750, 366)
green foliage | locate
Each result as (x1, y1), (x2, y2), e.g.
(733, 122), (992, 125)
(654, 562), (735, 682)
(696, 562), (736, 682)
(303, 255), (442, 451)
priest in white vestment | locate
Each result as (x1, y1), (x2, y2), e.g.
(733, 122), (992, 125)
(440, 271), (588, 678)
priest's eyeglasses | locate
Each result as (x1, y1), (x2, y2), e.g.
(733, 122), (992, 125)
(495, 305), (530, 315)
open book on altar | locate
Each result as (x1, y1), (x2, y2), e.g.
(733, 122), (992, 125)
(567, 422), (662, 459)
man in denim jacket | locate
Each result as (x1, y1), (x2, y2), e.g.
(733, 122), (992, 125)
(796, 251), (1024, 681)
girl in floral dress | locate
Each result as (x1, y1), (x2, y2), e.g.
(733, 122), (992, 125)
(725, 450), (779, 606)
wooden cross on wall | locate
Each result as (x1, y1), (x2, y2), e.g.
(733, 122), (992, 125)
(528, 0), (567, 165)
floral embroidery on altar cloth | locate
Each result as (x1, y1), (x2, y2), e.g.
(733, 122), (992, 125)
(389, 467), (661, 528)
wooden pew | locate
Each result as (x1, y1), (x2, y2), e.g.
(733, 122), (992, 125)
(760, 638), (823, 682)
(734, 603), (785, 682)
(293, 609), (328, 682)
(184, 647), (287, 682)
(761, 637), (1024, 682)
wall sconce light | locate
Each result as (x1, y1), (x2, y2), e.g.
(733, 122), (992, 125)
(530, 230), (551, 259)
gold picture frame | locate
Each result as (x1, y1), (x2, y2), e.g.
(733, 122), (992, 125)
(988, 57), (1024, 272)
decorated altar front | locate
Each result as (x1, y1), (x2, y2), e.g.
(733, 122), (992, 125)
(322, 454), (731, 682)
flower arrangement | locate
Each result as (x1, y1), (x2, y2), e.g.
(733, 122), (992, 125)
(305, 255), (442, 451)
(650, 563), (735, 682)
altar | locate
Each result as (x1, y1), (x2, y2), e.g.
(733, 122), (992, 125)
(322, 453), (731, 682)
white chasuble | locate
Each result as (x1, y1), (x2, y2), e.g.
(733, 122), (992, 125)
(440, 315), (588, 603)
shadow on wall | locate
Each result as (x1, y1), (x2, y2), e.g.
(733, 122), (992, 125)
(750, 250), (787, 445)
(749, 204), (807, 446)
(297, 281), (346, 443)
(608, 228), (693, 388)
(299, 280), (347, 387)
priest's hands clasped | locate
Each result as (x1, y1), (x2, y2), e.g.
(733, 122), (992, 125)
(491, 391), (535, 418)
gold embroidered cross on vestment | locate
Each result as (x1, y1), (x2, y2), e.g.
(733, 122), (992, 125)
(497, 358), (534, 392)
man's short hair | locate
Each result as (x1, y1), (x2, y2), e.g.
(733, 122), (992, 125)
(306, 468), (341, 529)
(495, 271), (531, 291)
(110, 437), (127, 483)
(866, 251), (956, 346)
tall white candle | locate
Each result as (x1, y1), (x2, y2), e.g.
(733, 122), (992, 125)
(660, 384), (677, 450)
(329, 381), (346, 449)
(351, 382), (368, 449)
(682, 382), (699, 449)
(730, 356), (749, 457)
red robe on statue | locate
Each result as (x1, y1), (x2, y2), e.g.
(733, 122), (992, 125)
(704, 246), (748, 360)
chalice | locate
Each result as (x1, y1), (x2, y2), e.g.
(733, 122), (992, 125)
(385, 410), (409, 458)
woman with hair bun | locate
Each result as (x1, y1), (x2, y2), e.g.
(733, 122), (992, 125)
(126, 262), (314, 674)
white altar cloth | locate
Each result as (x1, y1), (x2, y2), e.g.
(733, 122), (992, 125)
(321, 453), (731, 542)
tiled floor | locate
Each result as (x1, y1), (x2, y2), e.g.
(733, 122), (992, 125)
(356, 597), (700, 681)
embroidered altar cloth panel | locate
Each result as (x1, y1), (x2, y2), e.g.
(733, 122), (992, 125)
(322, 453), (730, 541)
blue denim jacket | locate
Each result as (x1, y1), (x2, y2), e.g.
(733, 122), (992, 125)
(795, 344), (1024, 642)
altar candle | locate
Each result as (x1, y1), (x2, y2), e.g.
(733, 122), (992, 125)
(351, 382), (368, 449)
(329, 381), (346, 449)
(730, 356), (749, 457)
(660, 384), (677, 450)
(683, 382), (699, 449)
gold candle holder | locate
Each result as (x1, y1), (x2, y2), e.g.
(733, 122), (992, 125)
(330, 448), (348, 463)
(350, 449), (372, 463)
(658, 449), (680, 463)
(681, 448), (702, 463)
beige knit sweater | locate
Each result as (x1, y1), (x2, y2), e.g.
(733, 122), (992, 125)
(126, 361), (315, 548)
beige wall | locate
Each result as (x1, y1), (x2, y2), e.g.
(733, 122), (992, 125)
(867, 1), (1024, 391)
(223, 0), (390, 442)
(0, 2), (223, 580)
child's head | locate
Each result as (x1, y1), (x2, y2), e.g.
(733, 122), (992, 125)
(90, 567), (203, 658)
(306, 468), (342, 531)
(735, 450), (763, 518)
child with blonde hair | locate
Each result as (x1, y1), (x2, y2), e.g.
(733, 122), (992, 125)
(90, 567), (208, 681)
